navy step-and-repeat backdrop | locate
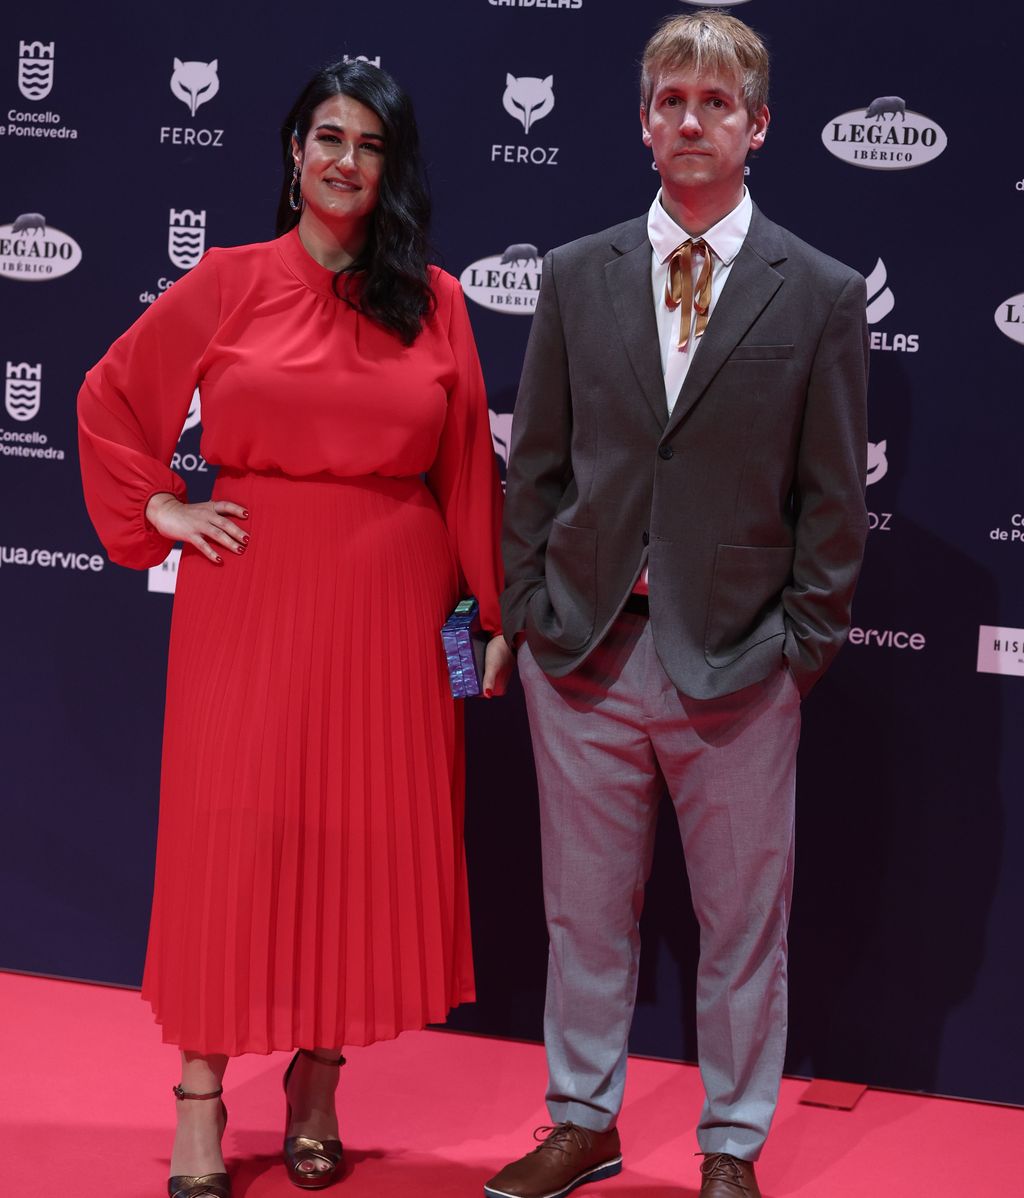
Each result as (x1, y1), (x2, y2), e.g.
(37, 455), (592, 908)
(2, 2), (1022, 1105)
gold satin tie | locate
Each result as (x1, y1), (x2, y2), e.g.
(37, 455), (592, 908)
(665, 238), (713, 351)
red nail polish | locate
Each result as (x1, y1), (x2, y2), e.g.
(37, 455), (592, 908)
(215, 555), (223, 564)
(242, 535), (250, 544)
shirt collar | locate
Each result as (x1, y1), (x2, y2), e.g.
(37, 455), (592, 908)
(647, 187), (753, 267)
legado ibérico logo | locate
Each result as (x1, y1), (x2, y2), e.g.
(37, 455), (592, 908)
(823, 96), (947, 170)
(995, 293), (1024, 345)
(0, 213), (82, 280)
(461, 243), (543, 314)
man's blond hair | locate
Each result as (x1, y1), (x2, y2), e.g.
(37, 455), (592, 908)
(640, 10), (770, 120)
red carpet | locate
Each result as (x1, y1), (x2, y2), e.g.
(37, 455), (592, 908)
(1, 971), (1019, 1196)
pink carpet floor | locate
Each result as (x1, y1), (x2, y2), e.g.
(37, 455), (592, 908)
(1, 970), (1019, 1196)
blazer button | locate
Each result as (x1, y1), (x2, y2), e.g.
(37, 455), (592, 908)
(658, 444), (674, 460)
(642, 530), (650, 546)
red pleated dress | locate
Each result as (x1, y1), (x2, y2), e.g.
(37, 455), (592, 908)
(77, 229), (504, 1056)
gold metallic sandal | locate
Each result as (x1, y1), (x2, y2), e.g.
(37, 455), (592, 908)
(282, 1049), (346, 1189)
(168, 1083), (231, 1198)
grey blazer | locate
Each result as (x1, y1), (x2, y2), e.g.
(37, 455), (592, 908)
(500, 206), (869, 699)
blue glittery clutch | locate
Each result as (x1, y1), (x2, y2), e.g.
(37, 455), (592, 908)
(441, 598), (488, 699)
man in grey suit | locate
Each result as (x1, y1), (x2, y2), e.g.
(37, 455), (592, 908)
(486, 12), (868, 1198)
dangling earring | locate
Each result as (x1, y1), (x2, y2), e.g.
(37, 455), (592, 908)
(289, 162), (303, 212)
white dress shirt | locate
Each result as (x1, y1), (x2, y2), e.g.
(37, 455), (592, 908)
(648, 187), (753, 414)
(634, 188), (753, 595)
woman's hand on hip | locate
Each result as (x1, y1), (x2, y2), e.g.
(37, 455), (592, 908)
(145, 492), (249, 564)
(482, 635), (515, 698)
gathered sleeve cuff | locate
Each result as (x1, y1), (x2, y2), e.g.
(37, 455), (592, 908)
(426, 279), (505, 635)
(77, 251), (222, 569)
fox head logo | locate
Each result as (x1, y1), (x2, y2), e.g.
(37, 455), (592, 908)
(866, 440), (888, 486)
(503, 74), (554, 134)
(170, 58), (220, 117)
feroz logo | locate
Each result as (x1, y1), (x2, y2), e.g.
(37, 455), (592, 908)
(493, 75), (559, 165)
(977, 626), (1024, 678)
(0, 214), (82, 280)
(342, 54), (381, 67)
(168, 209), (206, 270)
(865, 259), (894, 324)
(503, 74), (554, 133)
(823, 97), (947, 170)
(866, 440), (887, 486)
(5, 362), (41, 422)
(170, 58), (219, 116)
(461, 243), (543, 314)
(994, 293), (1024, 345)
(18, 40), (54, 101)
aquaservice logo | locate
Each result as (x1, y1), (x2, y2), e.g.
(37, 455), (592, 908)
(823, 96), (947, 170)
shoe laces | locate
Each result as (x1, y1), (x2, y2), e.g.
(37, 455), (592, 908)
(700, 1153), (747, 1188)
(532, 1122), (594, 1157)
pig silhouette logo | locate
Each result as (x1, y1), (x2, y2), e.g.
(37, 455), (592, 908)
(11, 212), (46, 236)
(5, 362), (42, 423)
(866, 441), (888, 487)
(168, 208), (207, 271)
(170, 58), (220, 117)
(501, 243), (539, 266)
(866, 96), (906, 122)
(489, 410), (514, 468)
(865, 259), (895, 325)
(18, 41), (54, 101)
(503, 75), (554, 134)
(181, 387), (202, 436)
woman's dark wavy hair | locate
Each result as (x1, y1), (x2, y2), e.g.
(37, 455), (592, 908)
(276, 60), (434, 345)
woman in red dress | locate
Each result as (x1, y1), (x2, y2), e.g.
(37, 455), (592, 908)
(78, 60), (512, 1197)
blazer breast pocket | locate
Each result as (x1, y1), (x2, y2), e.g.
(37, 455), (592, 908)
(726, 344), (795, 362)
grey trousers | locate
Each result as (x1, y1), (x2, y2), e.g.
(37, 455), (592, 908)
(518, 612), (801, 1161)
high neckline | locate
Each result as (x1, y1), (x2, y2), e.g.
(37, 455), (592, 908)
(276, 226), (357, 299)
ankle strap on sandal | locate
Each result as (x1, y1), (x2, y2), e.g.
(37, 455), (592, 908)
(300, 1049), (346, 1067)
(172, 1083), (224, 1101)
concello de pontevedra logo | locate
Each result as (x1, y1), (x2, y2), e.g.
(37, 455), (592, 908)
(823, 96), (947, 170)
(168, 209), (206, 271)
(5, 362), (42, 422)
(17, 40), (54, 101)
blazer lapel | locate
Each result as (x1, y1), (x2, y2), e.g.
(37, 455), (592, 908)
(666, 208), (789, 434)
(604, 219), (667, 432)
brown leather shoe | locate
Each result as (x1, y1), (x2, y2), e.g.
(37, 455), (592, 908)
(699, 1153), (761, 1197)
(484, 1123), (623, 1198)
